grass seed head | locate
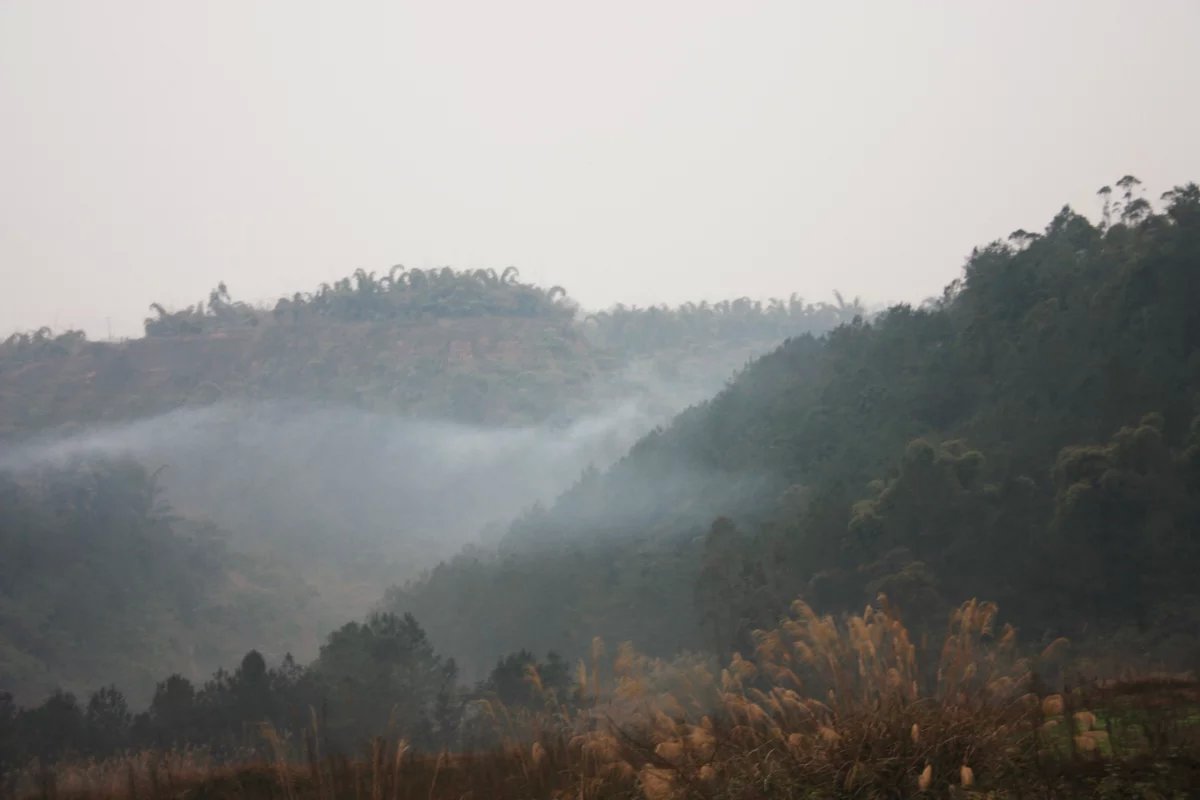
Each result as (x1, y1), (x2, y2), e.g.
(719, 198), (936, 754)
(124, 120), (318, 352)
(918, 763), (933, 792)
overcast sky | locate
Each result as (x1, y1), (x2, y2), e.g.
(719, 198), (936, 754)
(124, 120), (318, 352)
(2, 1), (1198, 339)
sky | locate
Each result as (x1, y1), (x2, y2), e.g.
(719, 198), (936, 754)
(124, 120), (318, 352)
(2, 0), (1198, 339)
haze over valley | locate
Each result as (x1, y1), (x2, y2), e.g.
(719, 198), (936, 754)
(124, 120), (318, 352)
(2, 2), (1199, 796)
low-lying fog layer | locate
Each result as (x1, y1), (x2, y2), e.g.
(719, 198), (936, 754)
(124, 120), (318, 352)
(0, 354), (763, 573)
(0, 401), (635, 562)
(0, 349), (772, 671)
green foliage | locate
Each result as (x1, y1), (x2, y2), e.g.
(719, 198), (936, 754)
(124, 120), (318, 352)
(1049, 413), (1200, 628)
(144, 268), (575, 336)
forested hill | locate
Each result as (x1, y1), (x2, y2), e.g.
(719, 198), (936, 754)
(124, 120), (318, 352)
(0, 267), (858, 433)
(0, 268), (860, 703)
(389, 179), (1200, 676)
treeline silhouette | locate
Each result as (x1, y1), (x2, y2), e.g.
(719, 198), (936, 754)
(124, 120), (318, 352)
(0, 615), (573, 770)
(582, 291), (863, 356)
(142, 267), (575, 336)
(137, 264), (861, 349)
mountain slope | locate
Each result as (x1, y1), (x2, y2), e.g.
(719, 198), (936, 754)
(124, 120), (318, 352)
(388, 180), (1200, 675)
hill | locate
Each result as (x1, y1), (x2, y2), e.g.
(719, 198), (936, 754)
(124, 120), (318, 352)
(387, 177), (1200, 676)
(0, 268), (859, 701)
(0, 267), (856, 432)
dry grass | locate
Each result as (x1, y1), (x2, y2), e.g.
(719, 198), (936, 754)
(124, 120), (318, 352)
(8, 596), (1200, 800)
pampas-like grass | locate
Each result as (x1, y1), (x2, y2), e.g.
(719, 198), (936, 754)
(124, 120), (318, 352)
(11, 596), (1200, 800)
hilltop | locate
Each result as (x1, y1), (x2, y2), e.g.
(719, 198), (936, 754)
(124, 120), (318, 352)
(1, 267), (856, 433)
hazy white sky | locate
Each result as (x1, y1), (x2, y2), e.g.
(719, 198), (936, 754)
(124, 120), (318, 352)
(2, 1), (1198, 339)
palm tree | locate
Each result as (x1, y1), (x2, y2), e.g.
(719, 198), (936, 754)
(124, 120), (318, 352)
(208, 282), (232, 313)
(353, 268), (377, 291)
(384, 264), (408, 290)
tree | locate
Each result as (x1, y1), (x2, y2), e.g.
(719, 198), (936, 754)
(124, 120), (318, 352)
(147, 675), (197, 746)
(84, 686), (132, 757)
(312, 612), (458, 750)
(479, 650), (570, 708)
(18, 691), (85, 763)
(231, 650), (272, 723)
(1098, 184), (1114, 229)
